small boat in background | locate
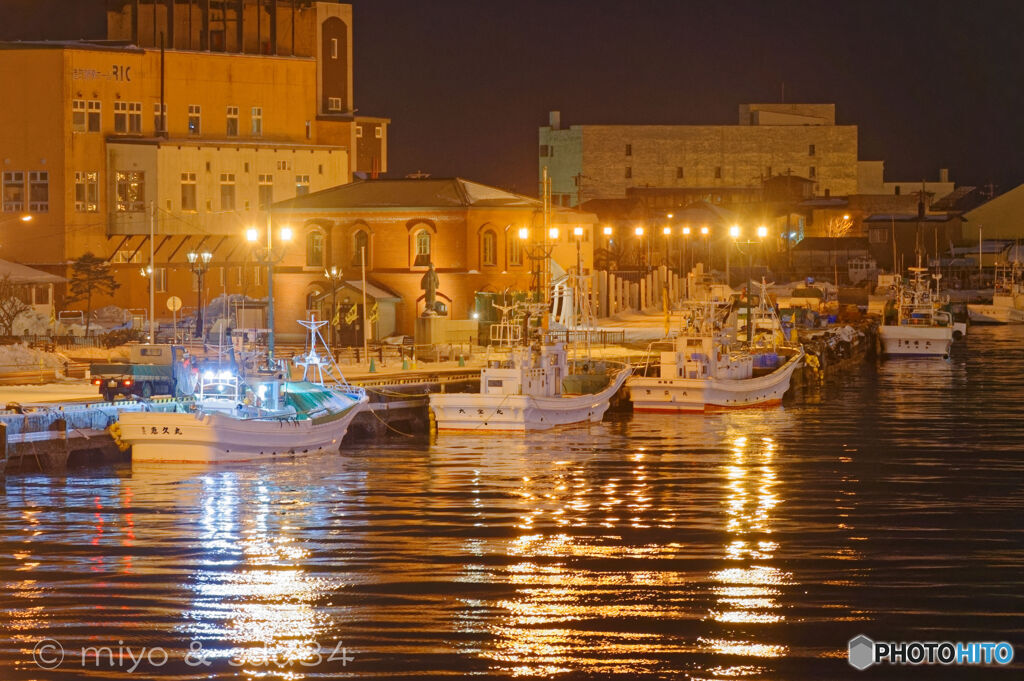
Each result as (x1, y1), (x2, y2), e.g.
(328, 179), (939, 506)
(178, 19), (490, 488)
(968, 262), (1024, 324)
(879, 265), (954, 358)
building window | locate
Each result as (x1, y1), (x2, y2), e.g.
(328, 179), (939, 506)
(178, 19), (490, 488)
(538, 144), (549, 157)
(355, 126), (363, 138)
(808, 144), (816, 156)
(258, 174), (273, 209)
(625, 167), (632, 179)
(114, 102), (128, 132)
(352, 229), (369, 266)
(251, 107), (263, 136)
(153, 103), (166, 134)
(305, 120), (312, 139)
(114, 102), (142, 133)
(714, 166), (722, 179)
(28, 171), (48, 212)
(809, 166), (816, 178)
(87, 100), (101, 132)
(509, 234), (522, 266)
(482, 230), (496, 266)
(188, 104), (201, 135)
(869, 227), (889, 244)
(154, 267), (167, 293)
(295, 175), (310, 197)
(72, 100), (86, 132)
(306, 231), (324, 267)
(375, 126), (383, 138)
(226, 106), (239, 137)
(2, 171), (24, 212)
(254, 266), (262, 286)
(676, 166), (684, 179)
(219, 173), (235, 210)
(894, 186), (901, 196)
(181, 172), (197, 211)
(625, 143), (632, 156)
(328, 97), (342, 111)
(114, 171), (145, 212)
(74, 171), (98, 212)
(330, 37), (338, 59)
(414, 229), (431, 266)
(277, 160), (291, 171)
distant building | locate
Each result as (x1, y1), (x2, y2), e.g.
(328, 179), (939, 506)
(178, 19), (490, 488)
(0, 1), (388, 336)
(864, 213), (965, 271)
(540, 104), (861, 207)
(963, 184), (1024, 240)
(272, 178), (598, 337)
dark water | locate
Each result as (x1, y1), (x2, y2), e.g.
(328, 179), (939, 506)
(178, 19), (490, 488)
(1, 327), (1022, 680)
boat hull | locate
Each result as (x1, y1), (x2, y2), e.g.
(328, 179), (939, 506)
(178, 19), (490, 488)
(967, 303), (1024, 324)
(119, 399), (367, 463)
(628, 351), (803, 412)
(878, 324), (953, 357)
(430, 369), (630, 432)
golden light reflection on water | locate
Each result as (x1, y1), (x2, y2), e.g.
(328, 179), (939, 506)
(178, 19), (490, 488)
(182, 473), (334, 675)
(703, 432), (791, 664)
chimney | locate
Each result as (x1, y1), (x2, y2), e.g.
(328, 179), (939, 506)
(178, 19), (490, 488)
(549, 111), (561, 130)
(939, 168), (949, 183)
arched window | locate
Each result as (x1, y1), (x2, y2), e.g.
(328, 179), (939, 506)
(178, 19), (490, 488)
(352, 229), (368, 266)
(305, 290), (322, 312)
(414, 229), (431, 266)
(508, 234), (522, 266)
(482, 230), (496, 266)
(306, 230), (324, 267)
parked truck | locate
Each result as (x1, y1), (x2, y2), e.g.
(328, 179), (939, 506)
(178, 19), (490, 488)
(91, 344), (191, 401)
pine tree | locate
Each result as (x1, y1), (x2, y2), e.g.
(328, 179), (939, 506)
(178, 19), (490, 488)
(66, 253), (120, 336)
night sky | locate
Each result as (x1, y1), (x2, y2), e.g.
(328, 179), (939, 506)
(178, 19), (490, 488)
(4, 0), (1022, 197)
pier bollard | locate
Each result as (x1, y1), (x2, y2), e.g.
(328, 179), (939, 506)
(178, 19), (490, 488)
(402, 357), (410, 370)
(369, 358), (377, 373)
(458, 354), (465, 367)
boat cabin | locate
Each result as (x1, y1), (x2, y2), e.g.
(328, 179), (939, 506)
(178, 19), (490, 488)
(660, 334), (753, 381)
(481, 342), (568, 398)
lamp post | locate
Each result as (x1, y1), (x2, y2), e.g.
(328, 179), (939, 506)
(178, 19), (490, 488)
(603, 225), (613, 268)
(324, 265), (343, 349)
(634, 226), (645, 271)
(733, 226), (768, 343)
(186, 250), (212, 338)
(728, 225), (740, 286)
(700, 226), (710, 269)
(246, 216), (292, 366)
(662, 226), (672, 269)
(681, 226), (691, 298)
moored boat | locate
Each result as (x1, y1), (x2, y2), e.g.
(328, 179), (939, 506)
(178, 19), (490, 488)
(967, 262), (1024, 324)
(879, 265), (954, 358)
(119, 315), (368, 463)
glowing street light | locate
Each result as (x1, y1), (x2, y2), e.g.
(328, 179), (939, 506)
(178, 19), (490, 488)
(549, 227), (559, 240)
(757, 225), (769, 239)
(186, 251), (213, 338)
(518, 227), (529, 240)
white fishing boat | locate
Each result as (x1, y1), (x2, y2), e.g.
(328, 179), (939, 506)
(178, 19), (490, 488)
(628, 295), (804, 413)
(119, 316), (368, 463)
(429, 304), (631, 432)
(968, 262), (1024, 324)
(879, 265), (954, 358)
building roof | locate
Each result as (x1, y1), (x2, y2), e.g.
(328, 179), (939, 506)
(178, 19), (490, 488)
(792, 237), (869, 251)
(312, 279), (402, 304)
(669, 200), (739, 226)
(0, 259), (64, 285)
(864, 213), (961, 223)
(274, 178), (543, 212)
(930, 186), (977, 211)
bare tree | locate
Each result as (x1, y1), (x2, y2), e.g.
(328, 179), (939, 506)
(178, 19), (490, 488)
(0, 275), (30, 336)
(826, 215), (854, 238)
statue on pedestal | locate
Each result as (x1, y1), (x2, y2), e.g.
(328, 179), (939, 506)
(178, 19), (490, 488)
(420, 262), (439, 317)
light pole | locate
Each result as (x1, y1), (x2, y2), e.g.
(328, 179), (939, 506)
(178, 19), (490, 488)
(733, 226), (768, 343)
(728, 225), (740, 286)
(324, 265), (343, 349)
(246, 218), (293, 366)
(662, 226), (672, 269)
(634, 226), (645, 271)
(186, 250), (212, 339)
(603, 225), (613, 269)
(700, 226), (710, 269)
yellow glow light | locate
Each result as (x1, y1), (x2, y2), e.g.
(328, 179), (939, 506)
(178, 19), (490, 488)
(682, 226), (691, 235)
(573, 226), (584, 237)
(757, 225), (768, 239)
(602, 225), (613, 236)
(548, 227), (559, 239)
(518, 227), (529, 240)
(634, 226), (644, 237)
(245, 228), (259, 242)
(663, 226), (671, 235)
(279, 226), (293, 242)
(700, 226), (709, 235)
(729, 225), (740, 239)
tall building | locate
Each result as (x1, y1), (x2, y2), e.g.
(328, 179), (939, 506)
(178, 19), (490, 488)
(539, 104), (860, 207)
(0, 0), (387, 336)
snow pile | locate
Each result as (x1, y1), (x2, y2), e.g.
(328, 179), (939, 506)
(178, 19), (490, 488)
(12, 308), (66, 336)
(57, 345), (130, 361)
(0, 343), (66, 374)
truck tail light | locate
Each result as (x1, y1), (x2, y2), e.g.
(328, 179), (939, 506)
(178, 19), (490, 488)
(123, 379), (133, 387)
(92, 379), (101, 385)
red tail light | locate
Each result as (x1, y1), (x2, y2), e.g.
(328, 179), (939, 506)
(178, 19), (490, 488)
(123, 379), (133, 387)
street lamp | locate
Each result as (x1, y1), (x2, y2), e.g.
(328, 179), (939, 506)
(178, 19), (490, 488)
(573, 226), (584, 276)
(246, 220), (293, 364)
(186, 251), (213, 338)
(662, 226), (672, 269)
(324, 265), (344, 348)
(734, 226), (769, 343)
(728, 225), (740, 286)
(700, 225), (710, 268)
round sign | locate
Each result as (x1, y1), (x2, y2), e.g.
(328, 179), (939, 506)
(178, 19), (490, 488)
(166, 295), (183, 312)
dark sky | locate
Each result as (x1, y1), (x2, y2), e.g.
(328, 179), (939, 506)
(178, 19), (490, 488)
(5, 0), (1022, 196)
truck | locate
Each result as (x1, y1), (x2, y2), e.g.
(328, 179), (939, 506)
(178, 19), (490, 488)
(90, 344), (191, 401)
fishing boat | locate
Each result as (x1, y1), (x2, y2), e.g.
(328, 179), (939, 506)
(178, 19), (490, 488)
(878, 265), (954, 358)
(119, 316), (368, 463)
(429, 304), (631, 432)
(628, 293), (804, 413)
(968, 262), (1024, 324)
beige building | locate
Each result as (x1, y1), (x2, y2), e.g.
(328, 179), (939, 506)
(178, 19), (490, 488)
(0, 0), (387, 332)
(540, 104), (860, 206)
